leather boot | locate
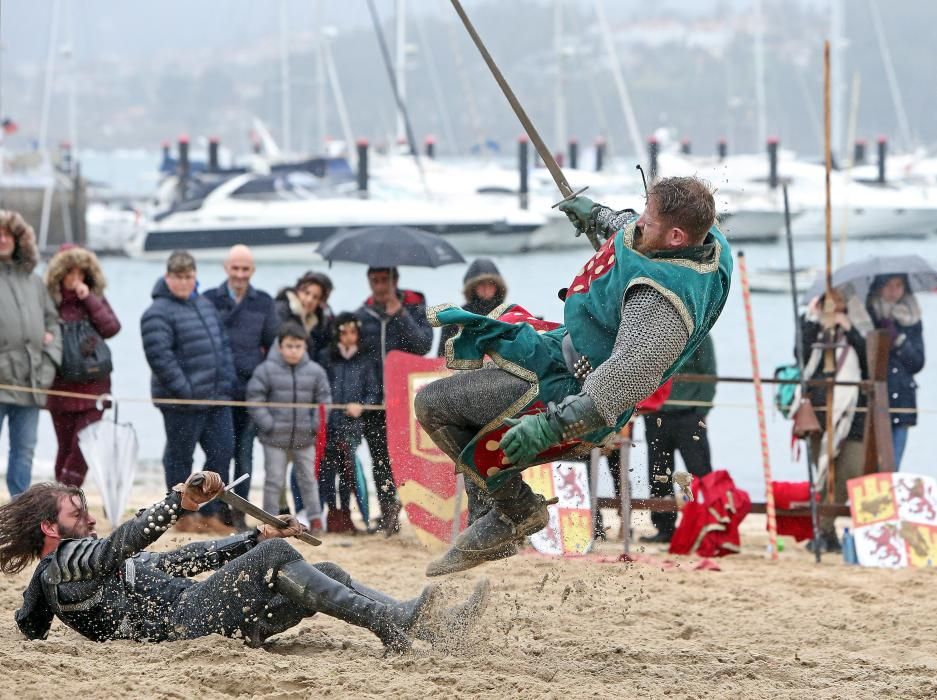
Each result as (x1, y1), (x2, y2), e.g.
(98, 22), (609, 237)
(348, 576), (490, 648)
(426, 477), (550, 577)
(275, 560), (439, 652)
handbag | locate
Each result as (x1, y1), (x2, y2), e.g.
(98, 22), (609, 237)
(60, 319), (113, 383)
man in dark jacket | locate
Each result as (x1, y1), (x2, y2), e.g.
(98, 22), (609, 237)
(641, 333), (717, 544)
(4, 476), (490, 651)
(141, 250), (237, 533)
(355, 267), (433, 534)
(204, 245), (279, 519)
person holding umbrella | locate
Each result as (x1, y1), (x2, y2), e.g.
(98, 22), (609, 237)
(866, 274), (925, 468)
(318, 226), (459, 535)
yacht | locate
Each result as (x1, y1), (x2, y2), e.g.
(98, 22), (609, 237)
(130, 171), (545, 262)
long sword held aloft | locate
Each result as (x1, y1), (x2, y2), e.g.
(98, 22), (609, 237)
(448, 0), (598, 250)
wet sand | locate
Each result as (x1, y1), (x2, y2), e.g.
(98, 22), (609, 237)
(2, 499), (936, 700)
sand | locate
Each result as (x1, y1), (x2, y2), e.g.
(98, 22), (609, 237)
(1, 501), (936, 700)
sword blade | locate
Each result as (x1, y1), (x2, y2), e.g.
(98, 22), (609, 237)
(219, 490), (322, 547)
(449, 0), (571, 197)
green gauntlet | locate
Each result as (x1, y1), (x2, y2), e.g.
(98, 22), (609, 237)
(500, 392), (607, 466)
(557, 195), (597, 237)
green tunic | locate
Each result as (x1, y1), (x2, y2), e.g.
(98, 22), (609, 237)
(428, 216), (733, 491)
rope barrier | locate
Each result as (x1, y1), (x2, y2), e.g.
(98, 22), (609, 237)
(0, 382), (933, 416)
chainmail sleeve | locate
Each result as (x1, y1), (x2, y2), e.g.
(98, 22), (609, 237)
(592, 205), (638, 241)
(583, 285), (690, 426)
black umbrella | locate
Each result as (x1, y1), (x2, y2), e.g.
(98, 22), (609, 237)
(318, 226), (466, 268)
(803, 254), (937, 302)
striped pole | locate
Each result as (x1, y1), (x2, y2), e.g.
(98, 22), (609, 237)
(737, 251), (779, 559)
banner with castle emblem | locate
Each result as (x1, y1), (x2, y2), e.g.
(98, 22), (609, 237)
(385, 351), (468, 550)
(848, 473), (937, 569)
(522, 461), (594, 556)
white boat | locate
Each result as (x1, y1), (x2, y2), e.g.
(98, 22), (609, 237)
(130, 172), (545, 262)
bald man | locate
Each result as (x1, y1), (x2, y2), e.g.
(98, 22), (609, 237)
(204, 246), (279, 528)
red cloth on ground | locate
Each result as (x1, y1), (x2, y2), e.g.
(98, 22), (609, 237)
(772, 480), (814, 542)
(669, 470), (751, 557)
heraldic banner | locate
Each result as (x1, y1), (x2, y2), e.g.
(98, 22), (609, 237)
(522, 461), (593, 556)
(385, 351), (468, 550)
(848, 473), (937, 568)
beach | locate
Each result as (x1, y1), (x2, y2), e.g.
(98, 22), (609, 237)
(2, 500), (935, 700)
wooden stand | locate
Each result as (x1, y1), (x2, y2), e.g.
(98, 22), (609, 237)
(862, 329), (897, 474)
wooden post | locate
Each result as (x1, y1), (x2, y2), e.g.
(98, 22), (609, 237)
(737, 252), (779, 559)
(619, 441), (632, 557)
(822, 40), (837, 502)
(862, 330), (897, 474)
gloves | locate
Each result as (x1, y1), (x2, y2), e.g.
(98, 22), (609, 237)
(257, 515), (307, 542)
(173, 471), (223, 511)
(500, 392), (607, 467)
(557, 195), (597, 237)
(500, 413), (562, 467)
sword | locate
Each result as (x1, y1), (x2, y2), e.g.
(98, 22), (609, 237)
(448, 0), (599, 250)
(189, 473), (322, 546)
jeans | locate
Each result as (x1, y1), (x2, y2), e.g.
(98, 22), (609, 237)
(160, 407), (234, 516)
(262, 443), (322, 523)
(0, 403), (39, 497)
(892, 425), (909, 469)
(230, 406), (256, 500)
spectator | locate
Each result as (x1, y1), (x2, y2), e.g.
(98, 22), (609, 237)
(274, 272), (333, 360)
(438, 258), (508, 356)
(44, 245), (121, 487)
(866, 274), (925, 468)
(0, 211), (62, 497)
(641, 334), (717, 544)
(203, 245), (278, 529)
(355, 266), (433, 534)
(141, 250), (236, 534)
(317, 312), (379, 533)
(800, 290), (871, 553)
(247, 321), (331, 530)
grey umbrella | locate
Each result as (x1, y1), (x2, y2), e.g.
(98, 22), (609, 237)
(803, 254), (937, 302)
(318, 226), (466, 268)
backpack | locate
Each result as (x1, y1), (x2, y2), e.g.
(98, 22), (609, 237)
(774, 364), (800, 418)
(60, 319), (113, 383)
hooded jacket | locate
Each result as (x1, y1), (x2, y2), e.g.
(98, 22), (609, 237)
(44, 246), (121, 412)
(0, 211), (62, 407)
(438, 258), (507, 356)
(140, 278), (235, 409)
(246, 351), (331, 450)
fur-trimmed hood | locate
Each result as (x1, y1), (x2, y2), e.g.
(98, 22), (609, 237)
(462, 257), (507, 304)
(44, 246), (107, 304)
(0, 210), (38, 273)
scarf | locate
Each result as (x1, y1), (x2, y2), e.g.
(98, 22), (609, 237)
(338, 343), (358, 360)
(869, 293), (921, 328)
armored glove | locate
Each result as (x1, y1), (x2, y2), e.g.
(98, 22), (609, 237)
(257, 515), (307, 542)
(500, 392), (606, 467)
(557, 195), (597, 237)
(173, 471), (223, 511)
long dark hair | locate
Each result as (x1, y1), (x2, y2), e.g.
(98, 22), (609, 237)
(0, 483), (84, 574)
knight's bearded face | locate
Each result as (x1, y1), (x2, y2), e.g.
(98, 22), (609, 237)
(633, 196), (670, 254)
(53, 494), (98, 540)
